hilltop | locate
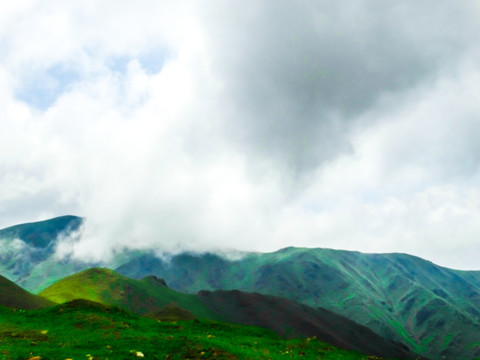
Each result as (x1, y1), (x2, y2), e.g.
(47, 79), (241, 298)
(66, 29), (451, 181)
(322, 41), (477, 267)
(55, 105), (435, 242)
(39, 267), (218, 320)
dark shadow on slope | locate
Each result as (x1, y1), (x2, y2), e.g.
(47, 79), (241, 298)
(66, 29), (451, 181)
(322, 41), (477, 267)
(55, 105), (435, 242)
(198, 289), (421, 360)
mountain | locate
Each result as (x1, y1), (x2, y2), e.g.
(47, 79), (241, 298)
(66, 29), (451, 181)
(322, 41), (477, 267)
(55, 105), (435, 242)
(2, 216), (480, 359)
(116, 248), (480, 360)
(0, 274), (53, 309)
(40, 268), (416, 359)
(39, 268), (219, 320)
(0, 215), (88, 292)
(0, 215), (82, 249)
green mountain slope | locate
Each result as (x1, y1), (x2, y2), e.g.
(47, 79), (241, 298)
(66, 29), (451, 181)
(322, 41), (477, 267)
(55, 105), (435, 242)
(0, 274), (53, 309)
(0, 299), (386, 360)
(116, 248), (480, 360)
(39, 268), (219, 320)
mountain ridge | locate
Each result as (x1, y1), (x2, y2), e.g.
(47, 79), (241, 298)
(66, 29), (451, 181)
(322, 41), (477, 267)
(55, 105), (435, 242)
(2, 215), (480, 359)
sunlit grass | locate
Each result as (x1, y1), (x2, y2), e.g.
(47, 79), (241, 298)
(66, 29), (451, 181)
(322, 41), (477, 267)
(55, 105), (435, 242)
(0, 300), (385, 360)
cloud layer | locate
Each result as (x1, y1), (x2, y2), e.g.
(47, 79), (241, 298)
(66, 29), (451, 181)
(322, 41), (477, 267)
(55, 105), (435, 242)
(1, 0), (480, 269)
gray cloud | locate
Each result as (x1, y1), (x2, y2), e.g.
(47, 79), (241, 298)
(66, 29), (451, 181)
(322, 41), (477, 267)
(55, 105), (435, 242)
(200, 0), (479, 172)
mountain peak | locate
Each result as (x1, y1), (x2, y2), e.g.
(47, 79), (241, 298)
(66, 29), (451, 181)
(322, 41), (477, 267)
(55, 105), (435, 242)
(142, 275), (168, 287)
(0, 215), (83, 249)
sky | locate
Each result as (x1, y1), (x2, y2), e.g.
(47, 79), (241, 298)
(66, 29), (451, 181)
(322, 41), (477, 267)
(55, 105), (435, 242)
(1, 1), (480, 270)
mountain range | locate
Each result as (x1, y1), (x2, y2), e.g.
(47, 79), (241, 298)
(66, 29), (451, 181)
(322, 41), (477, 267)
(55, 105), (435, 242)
(1, 215), (480, 359)
(120, 248), (480, 359)
(38, 267), (414, 358)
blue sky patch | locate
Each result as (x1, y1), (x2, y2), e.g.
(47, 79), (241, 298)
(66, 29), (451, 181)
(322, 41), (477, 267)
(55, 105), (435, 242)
(107, 47), (168, 75)
(15, 64), (81, 111)
(138, 47), (167, 74)
(107, 55), (131, 74)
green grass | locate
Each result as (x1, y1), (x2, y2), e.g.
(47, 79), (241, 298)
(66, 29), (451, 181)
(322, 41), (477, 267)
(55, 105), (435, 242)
(0, 300), (382, 360)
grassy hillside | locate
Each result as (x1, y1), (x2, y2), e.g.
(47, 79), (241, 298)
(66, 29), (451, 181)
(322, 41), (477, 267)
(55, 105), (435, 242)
(40, 268), (415, 359)
(0, 300), (388, 360)
(39, 268), (220, 320)
(0, 274), (53, 310)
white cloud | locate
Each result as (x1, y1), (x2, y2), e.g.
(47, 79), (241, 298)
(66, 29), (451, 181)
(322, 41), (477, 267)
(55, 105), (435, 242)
(1, 1), (480, 269)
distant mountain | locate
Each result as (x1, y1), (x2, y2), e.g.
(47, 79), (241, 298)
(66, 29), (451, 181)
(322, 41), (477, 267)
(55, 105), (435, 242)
(117, 248), (480, 359)
(0, 215), (88, 292)
(39, 268), (416, 359)
(2, 216), (480, 359)
(0, 215), (82, 249)
(0, 274), (53, 309)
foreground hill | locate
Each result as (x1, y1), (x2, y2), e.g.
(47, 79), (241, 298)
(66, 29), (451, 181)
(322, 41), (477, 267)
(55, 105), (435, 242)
(40, 268), (416, 359)
(0, 300), (381, 360)
(39, 268), (219, 320)
(0, 275), (53, 309)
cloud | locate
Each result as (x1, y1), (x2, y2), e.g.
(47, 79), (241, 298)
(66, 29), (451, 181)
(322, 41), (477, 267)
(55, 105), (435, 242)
(1, 1), (480, 269)
(200, 0), (480, 172)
